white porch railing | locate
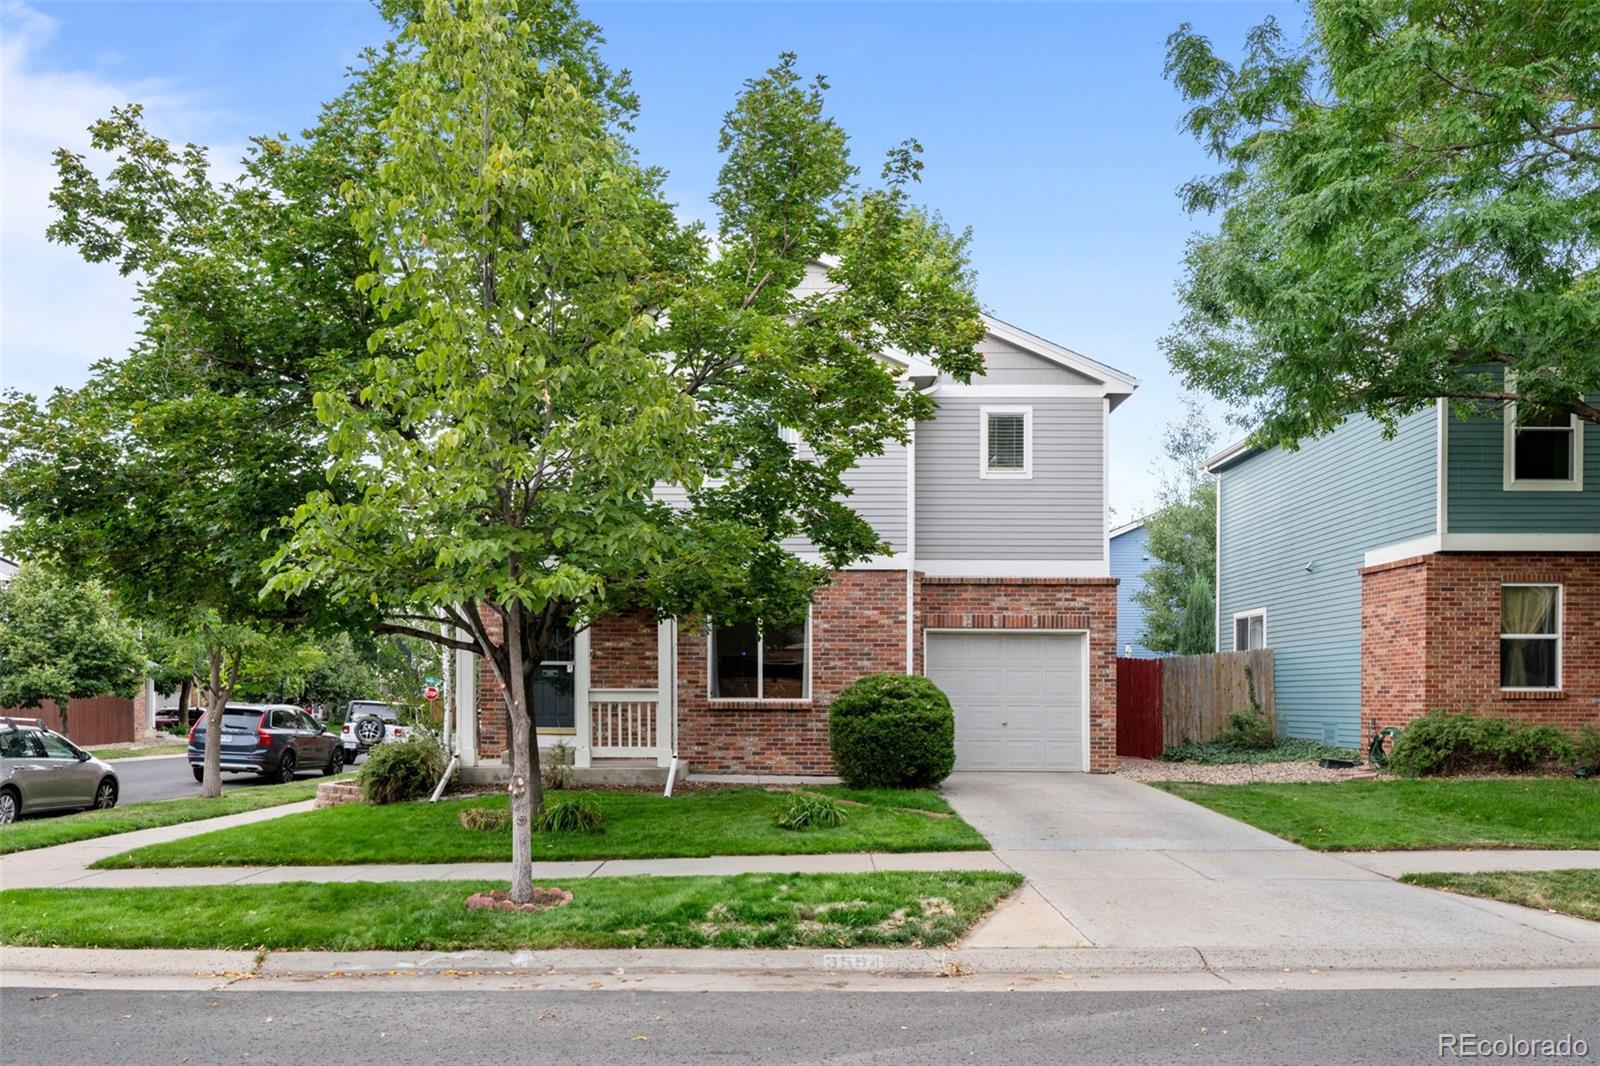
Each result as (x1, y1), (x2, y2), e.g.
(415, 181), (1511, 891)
(588, 689), (661, 757)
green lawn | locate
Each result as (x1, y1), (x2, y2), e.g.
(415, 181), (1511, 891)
(0, 780), (322, 856)
(96, 787), (988, 869)
(0, 871), (1022, 950)
(1155, 778), (1600, 851)
(87, 743), (189, 760)
(1401, 870), (1600, 923)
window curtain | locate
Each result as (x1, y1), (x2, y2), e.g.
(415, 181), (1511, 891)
(1502, 586), (1556, 635)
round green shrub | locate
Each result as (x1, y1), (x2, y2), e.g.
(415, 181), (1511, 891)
(828, 673), (956, 789)
(1387, 710), (1576, 777)
(360, 733), (446, 804)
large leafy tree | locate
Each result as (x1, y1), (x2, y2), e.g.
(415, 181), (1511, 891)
(0, 52), (393, 794)
(0, 563), (143, 737)
(1163, 0), (1600, 447)
(270, 0), (983, 902)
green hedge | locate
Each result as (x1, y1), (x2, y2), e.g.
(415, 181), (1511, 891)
(1388, 710), (1575, 776)
(828, 674), (956, 789)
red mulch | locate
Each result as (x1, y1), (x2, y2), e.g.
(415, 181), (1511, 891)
(464, 887), (573, 913)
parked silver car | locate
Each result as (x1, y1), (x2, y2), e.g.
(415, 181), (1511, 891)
(0, 717), (119, 824)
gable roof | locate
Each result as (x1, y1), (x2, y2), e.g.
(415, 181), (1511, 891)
(1108, 518), (1147, 540)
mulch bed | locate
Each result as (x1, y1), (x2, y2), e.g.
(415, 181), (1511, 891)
(464, 887), (573, 913)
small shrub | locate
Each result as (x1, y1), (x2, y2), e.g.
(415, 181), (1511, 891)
(541, 741), (573, 791)
(1159, 738), (1359, 766)
(1388, 710), (1577, 777)
(360, 733), (446, 805)
(828, 673), (956, 789)
(775, 791), (848, 831)
(1217, 708), (1275, 750)
(533, 795), (604, 834)
(459, 807), (511, 831)
(1575, 726), (1600, 775)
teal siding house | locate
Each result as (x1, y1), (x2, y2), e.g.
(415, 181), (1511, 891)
(1109, 520), (1159, 657)
(1208, 400), (1599, 749)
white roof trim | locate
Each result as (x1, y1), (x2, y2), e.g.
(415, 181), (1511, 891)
(1204, 436), (1255, 472)
(811, 254), (1138, 396)
(980, 315), (1139, 394)
(1108, 518), (1147, 539)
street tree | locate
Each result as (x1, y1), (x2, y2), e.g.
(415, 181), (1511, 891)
(0, 563), (143, 737)
(1163, 0), (1600, 448)
(0, 54), (393, 794)
(269, 0), (984, 902)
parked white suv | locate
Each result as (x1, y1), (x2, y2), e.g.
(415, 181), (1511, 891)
(339, 702), (413, 762)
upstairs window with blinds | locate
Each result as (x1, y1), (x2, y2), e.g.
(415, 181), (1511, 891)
(980, 406), (1032, 479)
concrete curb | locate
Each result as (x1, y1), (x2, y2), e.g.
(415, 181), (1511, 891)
(8, 943), (1600, 981)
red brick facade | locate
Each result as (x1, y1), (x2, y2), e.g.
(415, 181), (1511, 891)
(675, 569), (908, 774)
(473, 570), (1121, 775)
(1360, 552), (1600, 745)
(919, 576), (1120, 773)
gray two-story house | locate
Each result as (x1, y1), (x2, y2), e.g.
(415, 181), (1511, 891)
(1208, 399), (1599, 750)
(453, 287), (1139, 779)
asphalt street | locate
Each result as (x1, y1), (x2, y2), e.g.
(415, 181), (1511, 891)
(33, 754), (359, 808)
(3, 987), (1595, 1065)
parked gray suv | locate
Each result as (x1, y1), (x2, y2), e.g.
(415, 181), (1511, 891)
(188, 704), (344, 783)
(0, 718), (119, 824)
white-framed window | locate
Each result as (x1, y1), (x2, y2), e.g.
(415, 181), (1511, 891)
(1504, 400), (1584, 491)
(1233, 609), (1266, 651)
(1501, 583), (1561, 690)
(979, 405), (1032, 479)
(709, 613), (811, 700)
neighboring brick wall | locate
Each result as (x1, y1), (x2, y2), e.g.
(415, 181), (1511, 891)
(1360, 552), (1600, 743)
(1359, 557), (1431, 742)
(919, 576), (1120, 773)
(675, 569), (909, 774)
(475, 612), (507, 760)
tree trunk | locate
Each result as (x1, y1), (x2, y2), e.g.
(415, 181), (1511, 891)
(176, 677), (192, 733)
(502, 603), (546, 904)
(54, 699), (70, 741)
(199, 644), (227, 799)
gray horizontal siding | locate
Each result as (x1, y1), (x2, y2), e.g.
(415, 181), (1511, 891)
(1217, 409), (1437, 747)
(916, 394), (1104, 561)
(1447, 396), (1600, 533)
(937, 333), (1098, 388)
(780, 440), (908, 556)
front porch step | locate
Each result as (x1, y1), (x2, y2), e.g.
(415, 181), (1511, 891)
(567, 760), (676, 787)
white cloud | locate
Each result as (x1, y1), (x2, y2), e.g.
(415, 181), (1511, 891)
(0, 1), (236, 396)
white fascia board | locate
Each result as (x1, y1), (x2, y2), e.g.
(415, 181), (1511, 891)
(1109, 518), (1148, 539)
(918, 558), (1112, 578)
(1204, 436), (1256, 473)
(980, 315), (1140, 395)
(1363, 532), (1600, 568)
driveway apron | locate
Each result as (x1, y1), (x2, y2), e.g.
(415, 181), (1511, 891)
(941, 773), (1600, 955)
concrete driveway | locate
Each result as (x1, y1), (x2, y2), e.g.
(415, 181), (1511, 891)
(943, 773), (1600, 961)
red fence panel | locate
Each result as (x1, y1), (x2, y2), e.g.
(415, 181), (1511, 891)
(0, 696), (136, 746)
(1115, 657), (1164, 758)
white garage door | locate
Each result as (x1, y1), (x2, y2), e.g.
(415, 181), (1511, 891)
(925, 631), (1086, 772)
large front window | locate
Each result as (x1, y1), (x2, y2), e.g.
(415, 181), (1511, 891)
(1501, 584), (1561, 690)
(711, 618), (809, 700)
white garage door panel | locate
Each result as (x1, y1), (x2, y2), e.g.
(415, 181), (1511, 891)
(925, 631), (1085, 772)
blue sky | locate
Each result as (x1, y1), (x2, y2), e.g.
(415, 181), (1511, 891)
(0, 0), (1301, 518)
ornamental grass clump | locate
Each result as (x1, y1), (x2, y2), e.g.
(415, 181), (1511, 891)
(361, 733), (446, 805)
(532, 795), (604, 834)
(775, 792), (848, 831)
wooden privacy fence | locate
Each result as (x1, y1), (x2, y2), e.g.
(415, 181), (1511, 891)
(1115, 658), (1164, 758)
(0, 696), (137, 746)
(1115, 649), (1275, 755)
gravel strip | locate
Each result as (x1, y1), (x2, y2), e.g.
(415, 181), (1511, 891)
(1117, 757), (1370, 785)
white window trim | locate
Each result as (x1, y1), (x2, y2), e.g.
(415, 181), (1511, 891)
(707, 610), (813, 702)
(1232, 609), (1267, 651)
(978, 405), (1033, 480)
(1503, 398), (1584, 492)
(1499, 583), (1562, 692)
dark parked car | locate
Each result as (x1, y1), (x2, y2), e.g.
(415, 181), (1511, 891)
(188, 704), (344, 783)
(0, 718), (119, 824)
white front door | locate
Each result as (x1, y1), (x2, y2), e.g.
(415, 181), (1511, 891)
(925, 631), (1086, 772)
